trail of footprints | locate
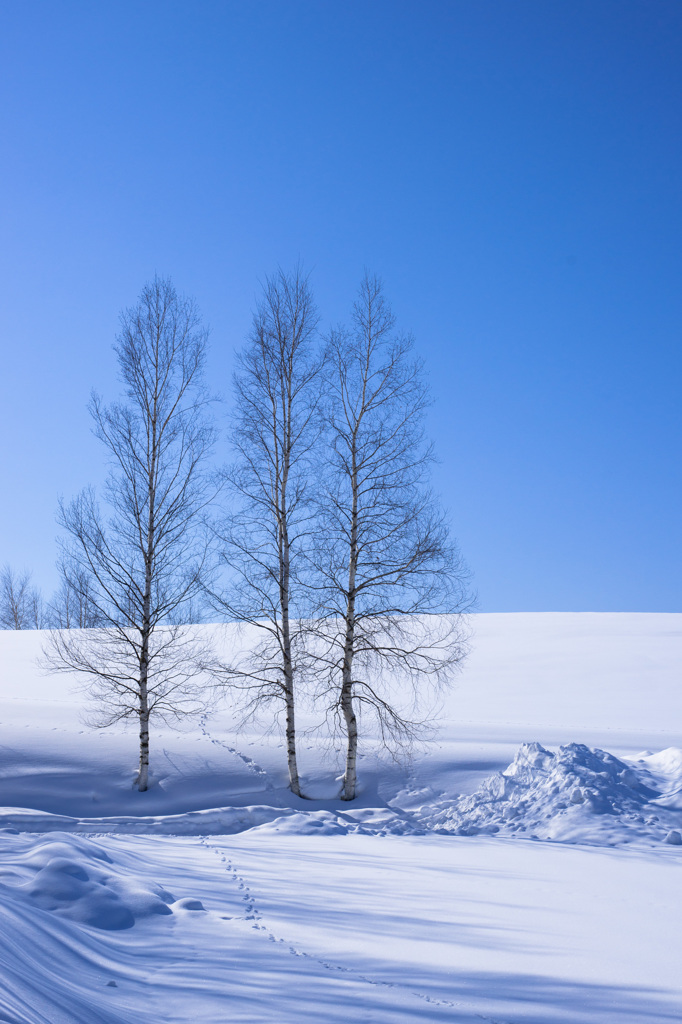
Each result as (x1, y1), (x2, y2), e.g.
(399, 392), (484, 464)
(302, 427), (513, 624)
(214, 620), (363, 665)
(198, 716), (273, 790)
(197, 836), (508, 1024)
(195, 721), (506, 1020)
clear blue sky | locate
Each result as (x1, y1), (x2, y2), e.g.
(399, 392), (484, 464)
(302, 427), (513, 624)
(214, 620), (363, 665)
(0, 0), (679, 611)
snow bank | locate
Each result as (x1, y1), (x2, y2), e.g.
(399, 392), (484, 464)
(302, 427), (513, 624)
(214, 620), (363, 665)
(425, 742), (682, 846)
(250, 806), (419, 836)
(0, 803), (303, 836)
(0, 832), (178, 929)
(0, 803), (420, 838)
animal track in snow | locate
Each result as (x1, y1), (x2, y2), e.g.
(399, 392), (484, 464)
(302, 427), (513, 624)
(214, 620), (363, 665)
(198, 716), (273, 790)
(196, 836), (507, 1022)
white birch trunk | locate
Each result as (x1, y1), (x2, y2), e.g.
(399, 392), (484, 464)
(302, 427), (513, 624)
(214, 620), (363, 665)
(137, 696), (150, 792)
(137, 397), (157, 793)
(341, 442), (359, 801)
(280, 520), (302, 797)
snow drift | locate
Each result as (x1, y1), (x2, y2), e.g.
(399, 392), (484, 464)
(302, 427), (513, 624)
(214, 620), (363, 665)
(0, 831), (182, 930)
(424, 742), (682, 846)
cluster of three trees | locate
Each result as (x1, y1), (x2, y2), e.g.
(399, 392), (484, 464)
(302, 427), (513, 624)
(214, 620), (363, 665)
(47, 270), (469, 799)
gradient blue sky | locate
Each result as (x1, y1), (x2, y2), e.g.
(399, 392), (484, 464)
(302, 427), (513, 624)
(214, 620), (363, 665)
(0, 0), (680, 611)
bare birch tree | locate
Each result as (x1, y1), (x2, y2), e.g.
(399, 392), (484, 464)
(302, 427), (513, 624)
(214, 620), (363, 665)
(210, 268), (321, 797)
(46, 560), (104, 628)
(44, 277), (217, 791)
(0, 565), (44, 629)
(312, 274), (470, 800)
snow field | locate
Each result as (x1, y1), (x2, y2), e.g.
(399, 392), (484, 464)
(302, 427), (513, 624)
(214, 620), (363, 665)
(1, 830), (681, 1023)
(0, 613), (680, 1022)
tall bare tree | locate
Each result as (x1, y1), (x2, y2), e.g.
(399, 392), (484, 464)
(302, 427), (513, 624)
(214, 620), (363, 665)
(0, 565), (43, 629)
(210, 268), (321, 797)
(44, 277), (217, 791)
(312, 274), (470, 800)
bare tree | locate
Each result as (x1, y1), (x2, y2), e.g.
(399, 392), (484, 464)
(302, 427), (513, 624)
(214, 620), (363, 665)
(46, 560), (104, 628)
(312, 274), (470, 800)
(0, 565), (44, 629)
(210, 268), (321, 797)
(44, 277), (217, 792)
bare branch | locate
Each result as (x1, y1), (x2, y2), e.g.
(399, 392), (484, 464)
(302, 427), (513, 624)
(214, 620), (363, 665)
(208, 267), (322, 797)
(43, 277), (219, 791)
(310, 273), (472, 799)
(0, 565), (44, 629)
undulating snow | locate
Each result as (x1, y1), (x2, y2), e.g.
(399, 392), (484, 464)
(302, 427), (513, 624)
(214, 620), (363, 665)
(0, 613), (681, 1022)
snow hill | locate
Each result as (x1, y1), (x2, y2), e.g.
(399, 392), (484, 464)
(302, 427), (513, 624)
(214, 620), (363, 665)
(0, 613), (681, 1023)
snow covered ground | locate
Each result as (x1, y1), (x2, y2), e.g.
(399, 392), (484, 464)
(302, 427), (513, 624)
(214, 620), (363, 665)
(1, 613), (681, 1022)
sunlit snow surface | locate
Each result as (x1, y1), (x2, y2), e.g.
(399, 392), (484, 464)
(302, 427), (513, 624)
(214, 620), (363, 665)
(0, 613), (681, 1022)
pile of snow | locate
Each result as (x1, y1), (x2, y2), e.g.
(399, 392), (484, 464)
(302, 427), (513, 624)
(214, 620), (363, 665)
(251, 806), (419, 836)
(424, 742), (682, 846)
(0, 831), (191, 929)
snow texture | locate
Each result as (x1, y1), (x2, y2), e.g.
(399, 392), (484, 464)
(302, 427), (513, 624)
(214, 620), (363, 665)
(0, 613), (680, 1023)
(0, 832), (175, 929)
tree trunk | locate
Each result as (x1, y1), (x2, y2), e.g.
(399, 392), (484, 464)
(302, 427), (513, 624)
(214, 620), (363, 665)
(137, 403), (156, 793)
(280, 529), (302, 796)
(137, 703), (150, 792)
(137, 607), (151, 791)
(340, 671), (358, 800)
(341, 442), (359, 801)
(284, 679), (301, 797)
(279, 438), (302, 796)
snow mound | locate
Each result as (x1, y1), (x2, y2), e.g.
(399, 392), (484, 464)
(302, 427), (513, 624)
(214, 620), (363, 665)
(254, 810), (351, 836)
(249, 806), (421, 837)
(636, 747), (682, 810)
(0, 832), (176, 929)
(428, 742), (682, 846)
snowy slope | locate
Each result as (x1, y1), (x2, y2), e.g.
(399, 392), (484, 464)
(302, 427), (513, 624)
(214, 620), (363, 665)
(0, 613), (681, 1023)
